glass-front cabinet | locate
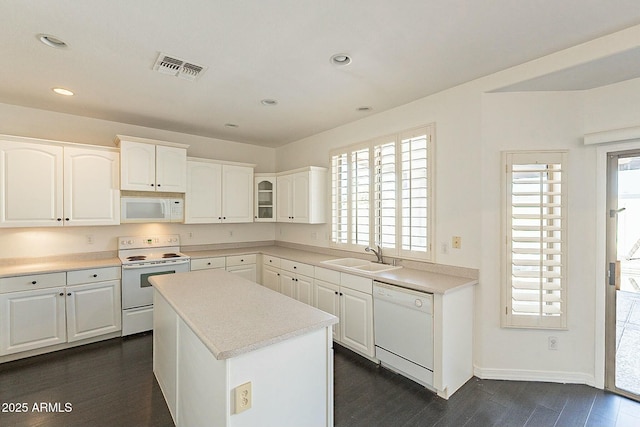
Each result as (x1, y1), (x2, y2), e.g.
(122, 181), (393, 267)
(255, 174), (276, 222)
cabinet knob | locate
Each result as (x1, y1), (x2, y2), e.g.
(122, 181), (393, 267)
(207, 262), (211, 266)
(240, 259), (244, 262)
(157, 184), (161, 187)
(59, 292), (64, 296)
(293, 266), (297, 269)
(57, 218), (62, 221)
(31, 280), (37, 285)
(334, 291), (338, 295)
(93, 274), (98, 278)
(150, 183), (154, 187)
(295, 278), (298, 282)
(65, 218), (69, 221)
(67, 292), (71, 296)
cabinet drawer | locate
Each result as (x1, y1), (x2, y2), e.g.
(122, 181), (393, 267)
(262, 255), (281, 268)
(67, 267), (121, 286)
(340, 273), (373, 294)
(0, 272), (67, 293)
(226, 254), (256, 267)
(280, 259), (314, 277)
(314, 267), (340, 284)
(190, 257), (225, 271)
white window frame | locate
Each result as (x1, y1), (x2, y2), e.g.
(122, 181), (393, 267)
(501, 150), (568, 329)
(330, 124), (434, 261)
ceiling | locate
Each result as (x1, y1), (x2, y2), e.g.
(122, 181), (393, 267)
(2, 1), (640, 148)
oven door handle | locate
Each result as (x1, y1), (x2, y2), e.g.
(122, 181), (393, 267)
(122, 259), (190, 270)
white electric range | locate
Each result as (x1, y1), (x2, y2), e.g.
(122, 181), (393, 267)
(118, 234), (190, 336)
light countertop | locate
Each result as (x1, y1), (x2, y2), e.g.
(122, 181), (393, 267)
(0, 256), (121, 278)
(151, 269), (338, 360)
(185, 246), (478, 295)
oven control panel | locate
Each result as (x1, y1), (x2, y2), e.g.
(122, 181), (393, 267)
(118, 235), (181, 250)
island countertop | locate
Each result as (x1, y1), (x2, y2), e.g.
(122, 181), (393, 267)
(150, 268), (338, 360)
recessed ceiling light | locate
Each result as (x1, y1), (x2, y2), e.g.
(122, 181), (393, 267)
(52, 87), (74, 96)
(224, 123), (239, 128)
(260, 99), (278, 106)
(330, 53), (352, 66)
(38, 34), (68, 49)
(356, 106), (372, 112)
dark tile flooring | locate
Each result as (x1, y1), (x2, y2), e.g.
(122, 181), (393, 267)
(1, 334), (639, 427)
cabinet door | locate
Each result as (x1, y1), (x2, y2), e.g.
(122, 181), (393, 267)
(340, 287), (375, 357)
(255, 177), (276, 222)
(296, 275), (314, 305)
(64, 147), (120, 226)
(276, 175), (293, 222)
(185, 161), (222, 223)
(0, 287), (66, 355)
(119, 140), (156, 191)
(226, 265), (257, 283)
(314, 280), (341, 341)
(262, 266), (281, 292)
(291, 171), (310, 223)
(156, 145), (187, 192)
(0, 141), (64, 227)
(279, 271), (296, 299)
(66, 280), (122, 342)
(222, 164), (253, 223)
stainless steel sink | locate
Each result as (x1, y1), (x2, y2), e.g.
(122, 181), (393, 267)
(321, 258), (402, 273)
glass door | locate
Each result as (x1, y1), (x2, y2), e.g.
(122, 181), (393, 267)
(606, 151), (640, 401)
(255, 176), (276, 222)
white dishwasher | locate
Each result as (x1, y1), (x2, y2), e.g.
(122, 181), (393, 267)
(373, 281), (434, 388)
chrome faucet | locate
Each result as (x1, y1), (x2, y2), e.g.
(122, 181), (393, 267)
(365, 245), (383, 264)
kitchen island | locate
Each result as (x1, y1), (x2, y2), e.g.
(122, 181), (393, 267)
(150, 269), (337, 427)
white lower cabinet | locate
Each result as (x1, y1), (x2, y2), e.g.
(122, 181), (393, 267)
(190, 257), (225, 271)
(0, 267), (121, 357)
(262, 265), (281, 292)
(66, 280), (121, 342)
(225, 254), (257, 282)
(314, 268), (375, 359)
(0, 287), (67, 355)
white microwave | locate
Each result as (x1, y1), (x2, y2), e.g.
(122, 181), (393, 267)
(121, 197), (184, 223)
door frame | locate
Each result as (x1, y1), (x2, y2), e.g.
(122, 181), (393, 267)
(595, 139), (640, 393)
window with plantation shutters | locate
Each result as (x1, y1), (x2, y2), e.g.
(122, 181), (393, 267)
(502, 151), (568, 329)
(330, 125), (434, 260)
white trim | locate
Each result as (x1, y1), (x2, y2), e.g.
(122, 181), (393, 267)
(594, 137), (640, 390)
(584, 125), (640, 146)
(114, 134), (189, 149)
(474, 365), (596, 387)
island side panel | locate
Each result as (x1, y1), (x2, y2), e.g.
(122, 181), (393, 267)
(177, 317), (229, 426)
(153, 291), (178, 423)
(228, 327), (332, 427)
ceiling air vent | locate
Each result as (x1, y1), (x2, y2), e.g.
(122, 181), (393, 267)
(153, 53), (206, 81)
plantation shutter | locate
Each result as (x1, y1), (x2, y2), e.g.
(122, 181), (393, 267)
(374, 140), (396, 250)
(503, 151), (568, 329)
(351, 148), (371, 246)
(331, 153), (348, 244)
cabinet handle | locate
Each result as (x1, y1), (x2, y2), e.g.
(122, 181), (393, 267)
(334, 291), (338, 295)
(157, 184), (161, 187)
(339, 292), (343, 296)
(218, 217), (222, 220)
(67, 292), (71, 296)
(295, 278), (298, 282)
(150, 183), (155, 187)
(65, 218), (69, 221)
(92, 274), (98, 278)
(207, 262), (211, 266)
(240, 259), (244, 262)
(59, 292), (64, 296)
(31, 280), (37, 285)
(293, 266), (297, 269)
(57, 218), (62, 221)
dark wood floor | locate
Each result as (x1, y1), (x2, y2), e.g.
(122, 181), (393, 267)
(1, 334), (639, 427)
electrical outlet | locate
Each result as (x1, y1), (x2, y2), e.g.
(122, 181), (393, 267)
(452, 236), (462, 249)
(188, 232), (193, 239)
(86, 235), (94, 245)
(234, 381), (252, 414)
(548, 336), (559, 350)
(229, 230), (234, 237)
(441, 242), (448, 254)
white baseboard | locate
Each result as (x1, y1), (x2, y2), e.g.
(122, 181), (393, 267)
(474, 365), (597, 388)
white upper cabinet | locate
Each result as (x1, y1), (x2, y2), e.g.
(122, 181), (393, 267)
(276, 167), (327, 224)
(185, 158), (254, 224)
(0, 140), (63, 227)
(0, 137), (120, 228)
(255, 174), (276, 222)
(116, 136), (188, 192)
(64, 147), (120, 226)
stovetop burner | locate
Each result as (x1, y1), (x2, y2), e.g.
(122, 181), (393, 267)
(127, 255), (147, 261)
(162, 253), (181, 258)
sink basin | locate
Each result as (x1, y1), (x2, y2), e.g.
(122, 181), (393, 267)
(349, 263), (402, 273)
(321, 258), (370, 268)
(321, 258), (402, 273)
